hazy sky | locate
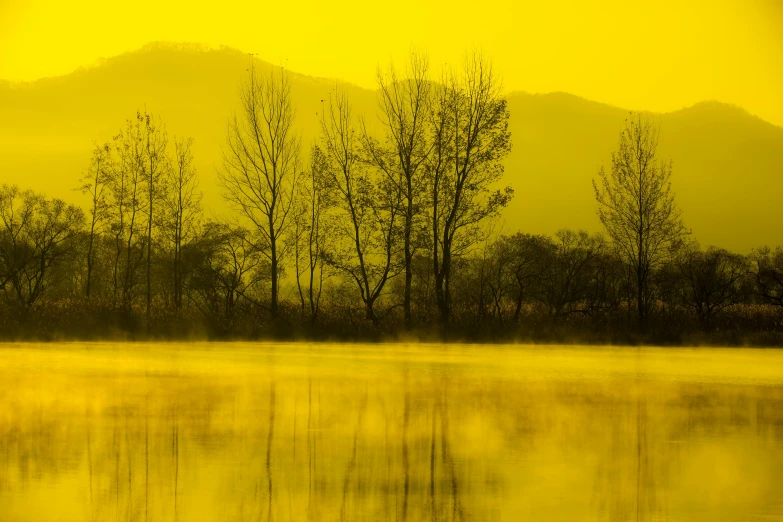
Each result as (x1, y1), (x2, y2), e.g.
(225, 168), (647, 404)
(1, 0), (782, 125)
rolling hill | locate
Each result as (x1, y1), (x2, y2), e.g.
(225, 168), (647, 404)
(1, 42), (781, 252)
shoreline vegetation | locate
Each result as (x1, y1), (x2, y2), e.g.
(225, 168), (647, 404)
(1, 51), (782, 346)
(1, 301), (782, 347)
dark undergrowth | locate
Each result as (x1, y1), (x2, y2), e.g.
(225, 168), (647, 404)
(1, 300), (782, 347)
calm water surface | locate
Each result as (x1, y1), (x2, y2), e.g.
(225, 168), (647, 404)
(1, 343), (782, 521)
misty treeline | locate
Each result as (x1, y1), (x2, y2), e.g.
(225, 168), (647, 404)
(1, 53), (782, 343)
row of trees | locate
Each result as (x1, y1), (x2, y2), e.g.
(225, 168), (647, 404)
(1, 53), (782, 342)
(472, 230), (782, 332)
(78, 112), (201, 320)
(219, 54), (513, 330)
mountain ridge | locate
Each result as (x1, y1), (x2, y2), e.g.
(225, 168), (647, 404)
(3, 41), (779, 130)
(1, 43), (781, 252)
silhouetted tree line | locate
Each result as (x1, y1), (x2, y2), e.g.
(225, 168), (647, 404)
(1, 53), (782, 344)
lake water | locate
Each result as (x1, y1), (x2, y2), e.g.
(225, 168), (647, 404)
(1, 343), (782, 521)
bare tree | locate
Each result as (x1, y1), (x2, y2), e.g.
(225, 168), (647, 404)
(108, 128), (132, 306)
(219, 64), (300, 320)
(593, 113), (688, 330)
(108, 113), (155, 309)
(474, 229), (510, 324)
(79, 142), (112, 299)
(292, 145), (330, 324)
(165, 136), (201, 311)
(0, 185), (36, 300)
(749, 246), (783, 308)
(0, 185), (84, 312)
(533, 230), (605, 320)
(320, 87), (402, 323)
(427, 52), (513, 325)
(364, 52), (432, 330)
(139, 111), (169, 323)
(677, 244), (748, 329)
(502, 233), (550, 322)
(190, 222), (266, 331)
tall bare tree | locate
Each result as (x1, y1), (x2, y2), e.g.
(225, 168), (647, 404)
(165, 136), (201, 310)
(593, 113), (688, 330)
(320, 87), (402, 323)
(427, 53), (513, 325)
(79, 142), (112, 299)
(219, 64), (300, 320)
(110, 115), (147, 308)
(365, 52), (432, 330)
(292, 145), (330, 324)
(138, 111), (169, 323)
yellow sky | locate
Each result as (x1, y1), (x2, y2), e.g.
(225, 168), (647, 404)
(1, 0), (782, 126)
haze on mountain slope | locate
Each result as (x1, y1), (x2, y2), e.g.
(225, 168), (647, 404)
(0, 42), (780, 253)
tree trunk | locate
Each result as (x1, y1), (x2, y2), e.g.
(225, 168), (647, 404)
(124, 207), (136, 309)
(637, 268), (645, 332)
(173, 237), (180, 311)
(86, 230), (94, 299)
(403, 188), (413, 330)
(269, 219), (279, 321)
(146, 200), (153, 324)
(513, 283), (524, 322)
(436, 243), (452, 326)
(365, 299), (376, 324)
(113, 235), (122, 307)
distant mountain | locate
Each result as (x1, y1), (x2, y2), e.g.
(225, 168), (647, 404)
(1, 42), (781, 252)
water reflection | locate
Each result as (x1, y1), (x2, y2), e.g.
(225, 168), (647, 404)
(1, 345), (782, 521)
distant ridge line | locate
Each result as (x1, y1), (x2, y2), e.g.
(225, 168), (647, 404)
(1, 41), (779, 130)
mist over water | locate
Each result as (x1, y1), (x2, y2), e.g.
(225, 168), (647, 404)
(1, 343), (782, 521)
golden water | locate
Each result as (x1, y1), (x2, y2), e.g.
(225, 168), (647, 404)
(1, 343), (782, 521)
